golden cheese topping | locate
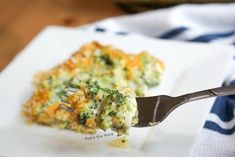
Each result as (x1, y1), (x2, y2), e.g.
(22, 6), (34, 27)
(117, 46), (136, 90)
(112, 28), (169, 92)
(22, 41), (164, 135)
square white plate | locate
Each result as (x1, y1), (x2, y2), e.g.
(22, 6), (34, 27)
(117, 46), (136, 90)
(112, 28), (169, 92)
(0, 26), (234, 157)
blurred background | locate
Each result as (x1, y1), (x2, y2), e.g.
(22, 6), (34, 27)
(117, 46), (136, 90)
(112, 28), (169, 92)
(0, 0), (234, 71)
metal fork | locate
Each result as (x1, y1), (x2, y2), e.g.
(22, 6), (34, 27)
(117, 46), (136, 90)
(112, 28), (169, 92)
(135, 86), (235, 127)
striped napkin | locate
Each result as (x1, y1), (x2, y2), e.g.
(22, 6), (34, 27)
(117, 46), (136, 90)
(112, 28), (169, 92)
(82, 3), (235, 157)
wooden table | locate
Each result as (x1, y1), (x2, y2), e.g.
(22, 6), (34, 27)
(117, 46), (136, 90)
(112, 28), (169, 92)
(0, 0), (124, 71)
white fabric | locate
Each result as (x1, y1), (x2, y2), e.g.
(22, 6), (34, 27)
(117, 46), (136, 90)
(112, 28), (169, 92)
(84, 3), (235, 42)
(190, 129), (235, 157)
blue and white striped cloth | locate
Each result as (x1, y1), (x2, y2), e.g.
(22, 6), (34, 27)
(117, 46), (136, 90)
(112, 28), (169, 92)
(82, 3), (235, 157)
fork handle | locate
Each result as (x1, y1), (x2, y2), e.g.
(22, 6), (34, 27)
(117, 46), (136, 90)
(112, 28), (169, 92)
(179, 85), (235, 103)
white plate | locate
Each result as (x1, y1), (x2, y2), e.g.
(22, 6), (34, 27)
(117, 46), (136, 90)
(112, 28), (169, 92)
(0, 26), (234, 157)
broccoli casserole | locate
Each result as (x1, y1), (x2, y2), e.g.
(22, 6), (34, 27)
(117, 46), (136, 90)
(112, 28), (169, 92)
(22, 41), (164, 135)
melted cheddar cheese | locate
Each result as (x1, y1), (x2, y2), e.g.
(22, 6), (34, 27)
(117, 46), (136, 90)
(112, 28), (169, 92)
(22, 41), (164, 135)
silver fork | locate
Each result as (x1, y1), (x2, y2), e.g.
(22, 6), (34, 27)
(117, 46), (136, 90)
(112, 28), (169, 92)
(135, 85), (235, 127)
